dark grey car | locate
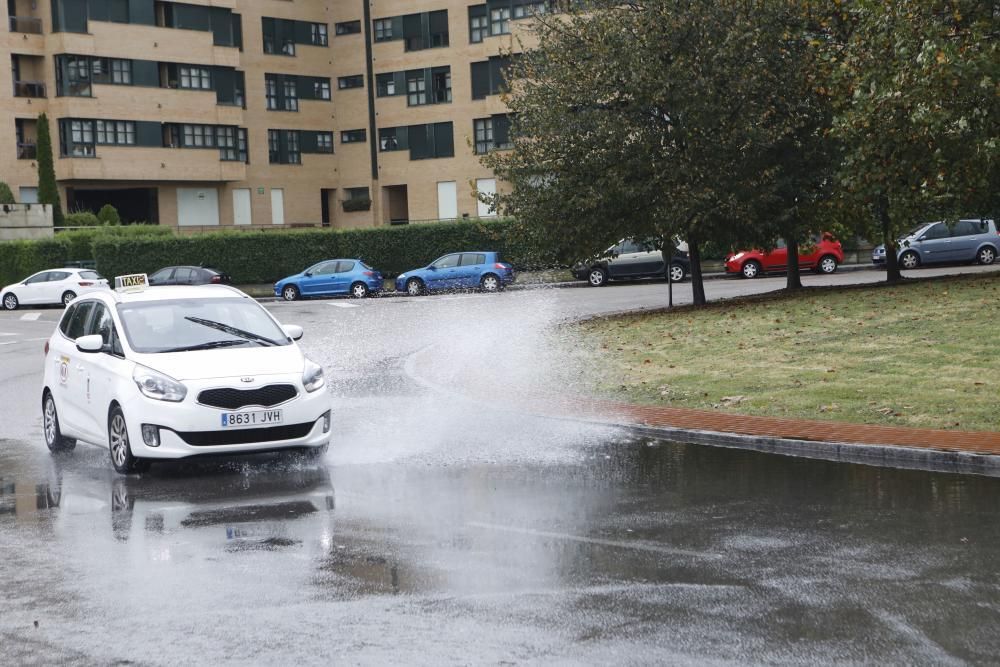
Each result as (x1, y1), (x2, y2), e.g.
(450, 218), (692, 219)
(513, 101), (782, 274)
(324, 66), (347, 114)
(572, 239), (690, 286)
(872, 219), (998, 268)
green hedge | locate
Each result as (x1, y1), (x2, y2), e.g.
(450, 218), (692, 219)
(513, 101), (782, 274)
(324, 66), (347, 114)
(93, 219), (558, 284)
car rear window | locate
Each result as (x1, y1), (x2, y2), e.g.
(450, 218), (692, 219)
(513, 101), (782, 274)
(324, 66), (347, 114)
(80, 271), (101, 280)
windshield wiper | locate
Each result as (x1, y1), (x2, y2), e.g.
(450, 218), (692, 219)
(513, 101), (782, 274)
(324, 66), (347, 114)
(161, 340), (251, 353)
(184, 316), (280, 347)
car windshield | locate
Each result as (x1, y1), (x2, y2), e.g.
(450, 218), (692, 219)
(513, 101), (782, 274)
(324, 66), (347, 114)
(904, 223), (931, 238)
(117, 297), (290, 353)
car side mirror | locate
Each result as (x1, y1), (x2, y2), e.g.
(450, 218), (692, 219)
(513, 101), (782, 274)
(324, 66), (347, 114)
(283, 324), (304, 341)
(304, 271), (313, 277)
(75, 334), (104, 353)
(428, 265), (437, 271)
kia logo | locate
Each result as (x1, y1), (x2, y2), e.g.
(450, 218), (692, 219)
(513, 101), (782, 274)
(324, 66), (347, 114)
(240, 377), (254, 383)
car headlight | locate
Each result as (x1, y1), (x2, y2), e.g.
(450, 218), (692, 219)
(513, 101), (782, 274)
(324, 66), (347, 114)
(302, 358), (325, 393)
(398, 273), (407, 280)
(133, 365), (187, 402)
(730, 252), (744, 261)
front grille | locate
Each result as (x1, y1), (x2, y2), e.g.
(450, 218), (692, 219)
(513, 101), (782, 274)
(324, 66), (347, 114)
(198, 384), (297, 410)
(174, 422), (314, 447)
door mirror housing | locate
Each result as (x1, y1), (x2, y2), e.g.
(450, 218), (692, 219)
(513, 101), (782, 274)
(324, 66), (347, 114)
(304, 271), (313, 277)
(282, 324), (304, 341)
(428, 265), (437, 271)
(75, 334), (104, 353)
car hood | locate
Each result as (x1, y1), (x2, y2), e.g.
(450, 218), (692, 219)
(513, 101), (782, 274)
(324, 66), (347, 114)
(276, 273), (305, 285)
(397, 267), (430, 278)
(134, 344), (305, 381)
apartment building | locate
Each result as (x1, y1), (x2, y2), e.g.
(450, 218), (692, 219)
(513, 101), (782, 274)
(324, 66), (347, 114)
(2, 0), (539, 230)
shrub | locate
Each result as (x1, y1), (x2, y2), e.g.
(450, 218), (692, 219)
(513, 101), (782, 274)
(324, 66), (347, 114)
(97, 204), (121, 225)
(0, 181), (14, 205)
(36, 113), (64, 227)
(65, 211), (101, 227)
(342, 197), (372, 212)
(0, 237), (70, 286)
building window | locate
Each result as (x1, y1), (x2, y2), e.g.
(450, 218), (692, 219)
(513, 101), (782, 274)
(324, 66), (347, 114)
(406, 71), (426, 106)
(313, 79), (331, 100)
(315, 132), (333, 153)
(379, 127), (403, 151)
(341, 129), (366, 143)
(374, 18), (395, 41)
(237, 128), (248, 163)
(96, 120), (136, 145)
(268, 129), (280, 162)
(471, 55), (516, 100)
(338, 75), (364, 89)
(268, 129), (302, 164)
(179, 66), (211, 90)
(335, 20), (361, 35)
(286, 131), (300, 163)
(182, 124), (214, 147)
(283, 79), (298, 110)
(111, 58), (131, 84)
(56, 55), (93, 96)
(217, 126), (238, 161)
(67, 120), (96, 156)
(376, 72), (400, 97)
(469, 10), (488, 43)
(474, 118), (493, 154)
(265, 77), (278, 109)
(432, 67), (452, 103)
(310, 23), (328, 46)
(489, 7), (510, 35)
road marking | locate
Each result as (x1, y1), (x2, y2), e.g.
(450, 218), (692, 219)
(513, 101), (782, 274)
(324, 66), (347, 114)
(19, 313), (41, 321)
(466, 521), (719, 559)
(0, 337), (49, 346)
(328, 302), (360, 309)
(0, 333), (15, 336)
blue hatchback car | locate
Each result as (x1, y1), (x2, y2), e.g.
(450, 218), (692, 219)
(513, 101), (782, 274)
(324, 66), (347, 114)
(395, 251), (515, 295)
(274, 259), (383, 301)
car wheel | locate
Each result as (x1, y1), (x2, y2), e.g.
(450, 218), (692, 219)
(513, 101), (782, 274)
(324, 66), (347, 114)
(108, 406), (149, 475)
(480, 274), (501, 292)
(350, 282), (369, 299)
(61, 291), (76, 307)
(282, 285), (300, 301)
(43, 391), (76, 452)
(818, 255), (838, 274)
(406, 278), (425, 296)
(900, 251), (920, 270)
(2, 293), (18, 310)
(977, 246), (996, 265)
(668, 263), (686, 283)
(587, 267), (607, 287)
(741, 260), (762, 279)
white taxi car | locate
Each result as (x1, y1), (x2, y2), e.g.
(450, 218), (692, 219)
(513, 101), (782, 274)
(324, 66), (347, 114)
(41, 277), (331, 474)
(2, 268), (110, 309)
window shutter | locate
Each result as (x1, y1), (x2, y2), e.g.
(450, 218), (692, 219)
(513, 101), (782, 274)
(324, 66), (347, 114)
(402, 13), (424, 51)
(88, 0), (109, 23)
(492, 114), (510, 146)
(210, 7), (233, 46)
(132, 59), (160, 87)
(471, 61), (490, 99)
(428, 9), (449, 46)
(408, 124), (429, 159)
(231, 13), (243, 48)
(214, 67), (235, 104)
(109, 0), (129, 22)
(296, 76), (313, 100)
(433, 122), (454, 158)
(128, 0), (155, 25)
(175, 4), (210, 30)
(135, 121), (161, 147)
(299, 130), (319, 153)
(294, 19), (313, 44)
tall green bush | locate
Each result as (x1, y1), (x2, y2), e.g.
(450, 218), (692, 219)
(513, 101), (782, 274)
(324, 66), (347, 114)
(65, 212), (101, 227)
(0, 238), (70, 286)
(35, 113), (63, 227)
(0, 181), (15, 204)
(97, 204), (121, 225)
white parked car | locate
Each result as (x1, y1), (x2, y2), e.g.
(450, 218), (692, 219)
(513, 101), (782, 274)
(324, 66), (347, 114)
(41, 279), (331, 474)
(2, 268), (109, 310)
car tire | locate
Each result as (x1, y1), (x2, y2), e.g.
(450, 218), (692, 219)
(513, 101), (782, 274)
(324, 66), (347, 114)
(2, 293), (18, 310)
(741, 260), (762, 279)
(977, 246), (996, 265)
(282, 285), (300, 301)
(43, 391), (76, 452)
(900, 251), (920, 270)
(108, 406), (149, 475)
(587, 267), (608, 287)
(668, 263), (686, 283)
(817, 255), (838, 274)
(350, 282), (369, 299)
(406, 278), (425, 296)
(480, 273), (501, 292)
(61, 291), (76, 307)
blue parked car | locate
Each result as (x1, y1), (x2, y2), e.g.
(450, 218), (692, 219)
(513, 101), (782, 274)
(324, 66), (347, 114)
(395, 251), (515, 295)
(274, 259), (383, 301)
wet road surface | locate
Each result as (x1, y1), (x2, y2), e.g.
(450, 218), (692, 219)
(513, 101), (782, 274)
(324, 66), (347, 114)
(2, 271), (1000, 664)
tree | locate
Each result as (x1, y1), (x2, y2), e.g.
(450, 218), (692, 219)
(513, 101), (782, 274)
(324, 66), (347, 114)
(0, 181), (14, 204)
(482, 0), (834, 304)
(823, 1), (999, 282)
(36, 113), (64, 227)
(98, 204), (121, 225)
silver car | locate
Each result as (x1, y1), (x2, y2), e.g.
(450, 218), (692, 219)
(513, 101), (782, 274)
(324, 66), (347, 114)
(872, 219), (998, 269)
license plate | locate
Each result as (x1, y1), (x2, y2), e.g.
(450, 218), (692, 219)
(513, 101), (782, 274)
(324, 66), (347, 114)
(221, 410), (283, 428)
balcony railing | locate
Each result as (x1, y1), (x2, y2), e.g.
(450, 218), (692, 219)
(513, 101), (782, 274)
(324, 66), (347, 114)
(12, 80), (46, 98)
(17, 143), (37, 160)
(9, 16), (43, 34)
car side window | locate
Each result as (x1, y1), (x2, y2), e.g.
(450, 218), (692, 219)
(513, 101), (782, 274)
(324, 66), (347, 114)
(59, 305), (77, 336)
(314, 262), (337, 275)
(173, 268), (194, 284)
(48, 271), (71, 282)
(336, 261), (356, 273)
(433, 255), (460, 269)
(924, 223), (949, 240)
(25, 272), (50, 284)
(620, 240), (642, 254)
(88, 303), (122, 355)
(65, 301), (95, 340)
(150, 268), (173, 283)
(460, 253), (485, 267)
(950, 221), (978, 237)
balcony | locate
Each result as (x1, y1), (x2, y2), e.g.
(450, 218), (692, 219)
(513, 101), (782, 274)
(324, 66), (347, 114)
(12, 80), (45, 97)
(9, 16), (42, 34)
(59, 146), (246, 183)
(17, 143), (37, 160)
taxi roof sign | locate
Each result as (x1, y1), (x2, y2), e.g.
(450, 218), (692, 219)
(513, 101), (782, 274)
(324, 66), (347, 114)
(115, 273), (149, 292)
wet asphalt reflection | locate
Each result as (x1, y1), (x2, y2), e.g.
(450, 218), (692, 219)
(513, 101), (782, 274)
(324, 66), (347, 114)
(1, 288), (1000, 663)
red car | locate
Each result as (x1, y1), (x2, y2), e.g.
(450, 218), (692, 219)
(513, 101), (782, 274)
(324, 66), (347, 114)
(725, 234), (844, 279)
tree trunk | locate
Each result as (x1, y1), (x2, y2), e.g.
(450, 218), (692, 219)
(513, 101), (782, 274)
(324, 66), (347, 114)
(688, 231), (706, 306)
(661, 235), (673, 309)
(785, 238), (802, 290)
(877, 193), (901, 283)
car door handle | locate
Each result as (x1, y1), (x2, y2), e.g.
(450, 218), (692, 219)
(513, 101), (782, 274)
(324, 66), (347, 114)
(75, 364), (85, 371)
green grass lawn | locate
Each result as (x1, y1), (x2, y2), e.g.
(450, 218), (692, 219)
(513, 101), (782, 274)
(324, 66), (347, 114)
(579, 274), (1000, 431)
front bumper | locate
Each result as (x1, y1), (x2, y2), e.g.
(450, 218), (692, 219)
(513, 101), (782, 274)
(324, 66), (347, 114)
(122, 377), (332, 459)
